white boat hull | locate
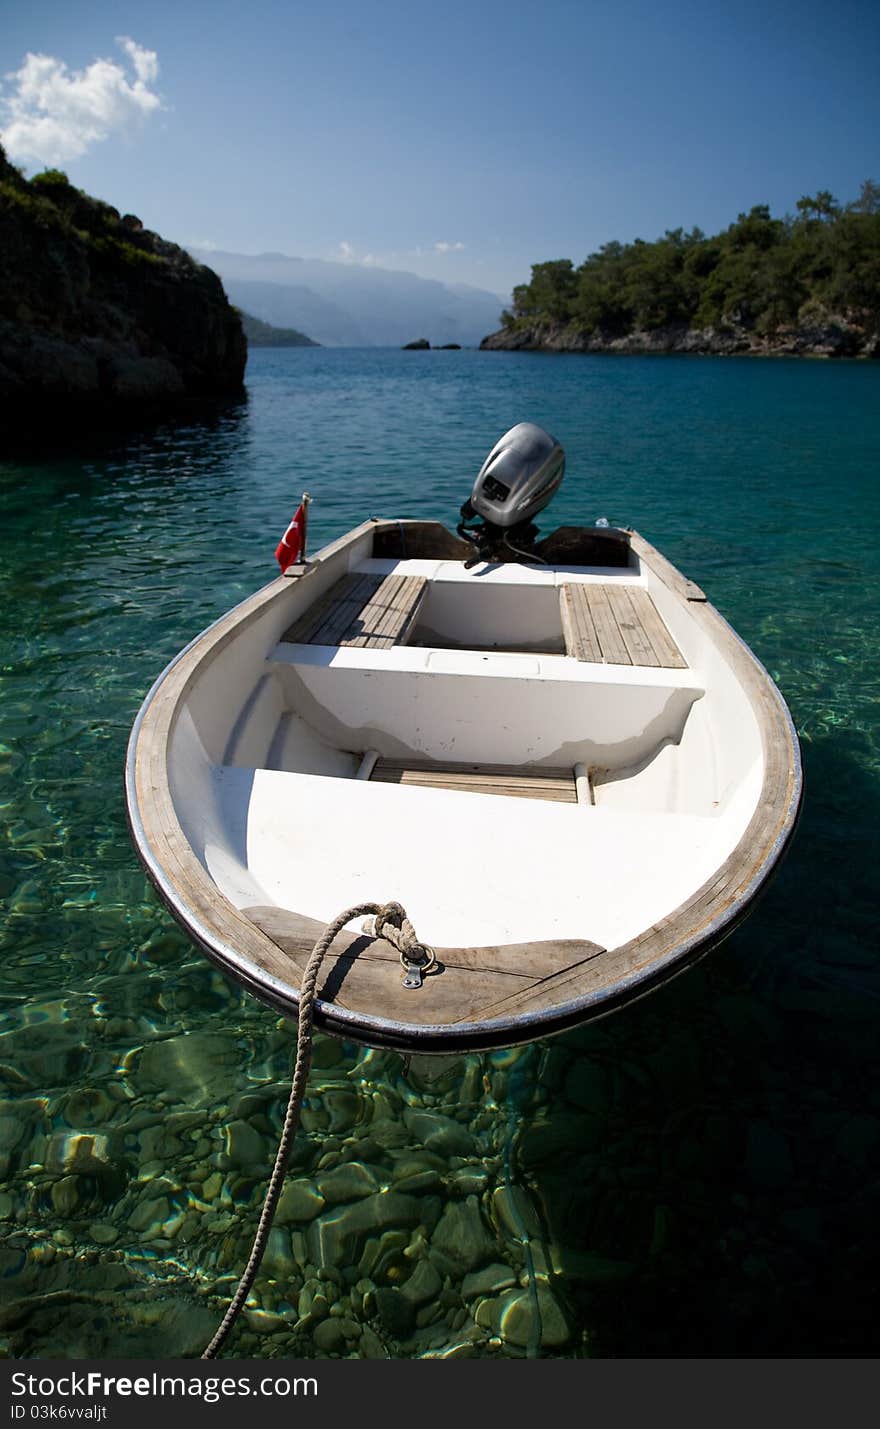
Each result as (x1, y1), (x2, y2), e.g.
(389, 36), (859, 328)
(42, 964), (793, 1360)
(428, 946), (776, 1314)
(126, 521), (802, 1051)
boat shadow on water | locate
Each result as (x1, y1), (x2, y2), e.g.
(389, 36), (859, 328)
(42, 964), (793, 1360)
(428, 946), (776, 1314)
(0, 735), (876, 1359)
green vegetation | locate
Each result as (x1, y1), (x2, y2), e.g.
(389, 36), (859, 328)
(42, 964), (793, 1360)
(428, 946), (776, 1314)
(239, 311), (318, 346)
(502, 184), (880, 342)
(0, 147), (167, 268)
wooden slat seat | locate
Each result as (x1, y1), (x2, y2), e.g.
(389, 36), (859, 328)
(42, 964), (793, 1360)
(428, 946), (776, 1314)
(282, 571), (427, 649)
(560, 583), (687, 668)
(371, 757), (578, 803)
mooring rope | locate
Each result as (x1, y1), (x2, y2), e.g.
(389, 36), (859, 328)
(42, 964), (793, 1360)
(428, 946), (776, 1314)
(202, 900), (429, 1360)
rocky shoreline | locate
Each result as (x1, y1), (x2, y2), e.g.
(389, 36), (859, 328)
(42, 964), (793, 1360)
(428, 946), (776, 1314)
(480, 317), (879, 358)
(0, 152), (246, 435)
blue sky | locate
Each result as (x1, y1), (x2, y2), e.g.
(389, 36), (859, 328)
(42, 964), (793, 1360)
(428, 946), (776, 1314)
(1, 0), (878, 298)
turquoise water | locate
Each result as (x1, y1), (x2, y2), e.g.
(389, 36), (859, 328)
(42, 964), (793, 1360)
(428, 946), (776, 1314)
(1, 348), (878, 1358)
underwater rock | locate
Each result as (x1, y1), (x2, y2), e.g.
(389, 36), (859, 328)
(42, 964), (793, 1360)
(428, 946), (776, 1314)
(431, 1196), (496, 1272)
(261, 1226), (297, 1279)
(461, 1262), (518, 1299)
(128, 1196), (169, 1232)
(491, 1184), (543, 1239)
(392, 1168), (444, 1195)
(403, 1110), (475, 1157)
(222, 1118), (268, 1170)
(50, 1177), (81, 1217)
(89, 1222), (118, 1245)
(399, 1257), (442, 1306)
(276, 1179), (326, 1223)
(448, 1169), (489, 1197)
(357, 1229), (410, 1281)
(306, 1192), (423, 1269)
(312, 1316), (347, 1353)
(297, 1278), (329, 1323)
(200, 1172), (224, 1202)
(135, 1031), (241, 1104)
(46, 1131), (111, 1176)
(371, 1286), (415, 1338)
(317, 1162), (379, 1204)
(476, 1284), (571, 1349)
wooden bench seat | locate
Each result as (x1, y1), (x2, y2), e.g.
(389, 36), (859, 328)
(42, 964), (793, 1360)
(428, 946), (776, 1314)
(370, 757), (579, 803)
(560, 583), (687, 668)
(282, 571), (427, 649)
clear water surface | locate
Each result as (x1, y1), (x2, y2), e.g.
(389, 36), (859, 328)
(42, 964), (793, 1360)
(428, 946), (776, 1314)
(0, 347), (878, 1358)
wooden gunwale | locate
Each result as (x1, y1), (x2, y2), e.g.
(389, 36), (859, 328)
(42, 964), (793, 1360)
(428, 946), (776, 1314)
(125, 519), (803, 1052)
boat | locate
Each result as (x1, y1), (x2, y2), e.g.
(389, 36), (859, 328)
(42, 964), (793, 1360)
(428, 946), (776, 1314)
(125, 424), (802, 1053)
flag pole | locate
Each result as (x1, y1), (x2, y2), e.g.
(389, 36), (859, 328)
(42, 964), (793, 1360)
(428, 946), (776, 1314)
(300, 491), (312, 564)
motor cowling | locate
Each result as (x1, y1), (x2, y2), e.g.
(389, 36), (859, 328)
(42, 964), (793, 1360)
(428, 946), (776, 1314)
(468, 422), (565, 529)
(457, 423), (565, 565)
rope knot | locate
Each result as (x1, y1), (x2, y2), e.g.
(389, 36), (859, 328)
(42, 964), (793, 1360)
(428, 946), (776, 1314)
(373, 900), (421, 956)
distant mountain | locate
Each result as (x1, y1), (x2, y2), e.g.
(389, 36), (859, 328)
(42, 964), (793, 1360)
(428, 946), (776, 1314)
(239, 310), (318, 347)
(190, 248), (506, 348)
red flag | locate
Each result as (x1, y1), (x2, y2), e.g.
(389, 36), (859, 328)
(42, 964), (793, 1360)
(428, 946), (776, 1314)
(275, 504), (304, 571)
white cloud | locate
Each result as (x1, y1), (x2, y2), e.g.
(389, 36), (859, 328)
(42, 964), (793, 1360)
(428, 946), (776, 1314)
(338, 240), (355, 260)
(434, 240), (465, 254)
(0, 36), (162, 166)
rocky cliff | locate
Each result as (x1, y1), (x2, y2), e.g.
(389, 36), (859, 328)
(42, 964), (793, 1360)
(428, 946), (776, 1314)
(0, 149), (246, 432)
(480, 317), (878, 357)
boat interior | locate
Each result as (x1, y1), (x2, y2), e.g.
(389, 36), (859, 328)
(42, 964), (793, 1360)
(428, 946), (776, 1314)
(165, 521), (765, 961)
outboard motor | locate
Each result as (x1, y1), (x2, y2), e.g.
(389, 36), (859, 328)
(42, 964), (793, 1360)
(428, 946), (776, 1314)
(458, 422), (565, 566)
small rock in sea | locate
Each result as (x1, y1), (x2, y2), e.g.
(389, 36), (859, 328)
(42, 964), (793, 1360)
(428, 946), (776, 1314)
(128, 1196), (170, 1233)
(276, 1179), (326, 1223)
(306, 1191), (422, 1269)
(317, 1162), (378, 1204)
(400, 1258), (442, 1307)
(297, 1278), (329, 1323)
(313, 1317), (347, 1353)
(476, 1284), (571, 1349)
(46, 1131), (111, 1176)
(359, 1230), (410, 1283)
(448, 1169), (488, 1197)
(262, 1226), (297, 1279)
(222, 1119), (267, 1170)
(431, 1195), (496, 1272)
(357, 1223), (408, 1280)
(89, 1222), (118, 1245)
(372, 1286), (415, 1339)
(311, 1037), (346, 1069)
(491, 1184), (543, 1239)
(137, 1125), (183, 1164)
(323, 1089), (363, 1131)
(359, 1325), (387, 1358)
(51, 1176), (81, 1218)
(403, 1109), (475, 1157)
(135, 1031), (240, 1104)
(402, 338), (430, 350)
(61, 1087), (116, 1127)
(200, 1171), (224, 1202)
(391, 1169), (444, 1195)
(461, 1262), (518, 1299)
